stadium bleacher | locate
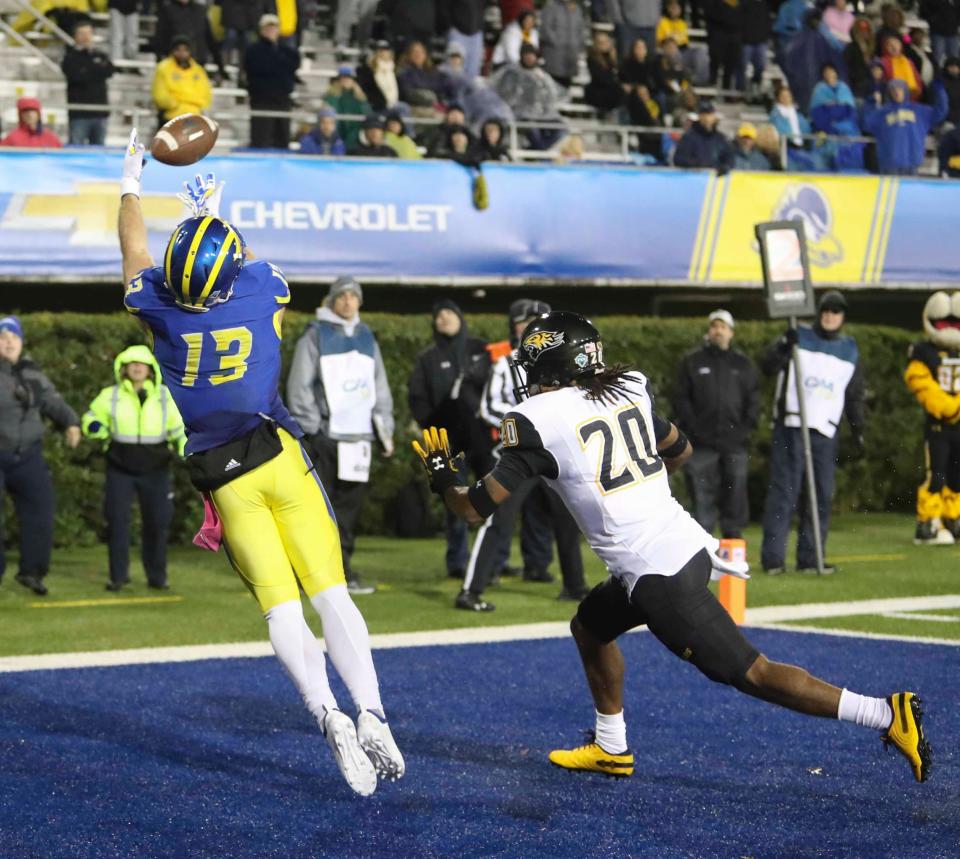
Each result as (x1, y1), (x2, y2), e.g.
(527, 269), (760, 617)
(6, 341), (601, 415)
(0, 0), (942, 170)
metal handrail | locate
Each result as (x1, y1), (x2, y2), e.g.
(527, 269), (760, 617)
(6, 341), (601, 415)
(10, 0), (75, 47)
(0, 18), (62, 74)
(24, 101), (942, 173)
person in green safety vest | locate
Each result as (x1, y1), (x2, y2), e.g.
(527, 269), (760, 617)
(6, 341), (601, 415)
(82, 344), (186, 592)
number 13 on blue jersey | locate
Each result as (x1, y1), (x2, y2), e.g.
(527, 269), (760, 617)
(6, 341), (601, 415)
(180, 326), (253, 387)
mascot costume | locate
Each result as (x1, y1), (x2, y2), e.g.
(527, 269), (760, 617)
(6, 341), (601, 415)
(904, 291), (960, 544)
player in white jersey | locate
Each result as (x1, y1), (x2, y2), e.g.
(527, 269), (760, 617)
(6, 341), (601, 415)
(413, 311), (931, 783)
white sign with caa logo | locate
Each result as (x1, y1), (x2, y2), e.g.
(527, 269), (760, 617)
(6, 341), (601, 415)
(784, 351), (854, 438)
(320, 351), (376, 436)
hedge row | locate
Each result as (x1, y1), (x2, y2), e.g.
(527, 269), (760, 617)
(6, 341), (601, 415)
(6, 311), (927, 549)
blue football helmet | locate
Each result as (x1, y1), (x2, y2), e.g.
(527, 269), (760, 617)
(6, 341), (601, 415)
(163, 216), (245, 312)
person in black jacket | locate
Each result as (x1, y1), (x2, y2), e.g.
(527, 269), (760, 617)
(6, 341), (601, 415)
(407, 300), (493, 577)
(473, 117), (512, 161)
(220, 0), (269, 74)
(62, 17), (114, 145)
(705, 0), (744, 91)
(154, 0), (225, 77)
(0, 317), (80, 596)
(738, 0), (770, 99)
(381, 0), (437, 51)
(356, 40), (400, 112)
(672, 309), (759, 539)
(673, 99), (734, 170)
(921, 0), (960, 67)
(245, 13), (300, 149)
(349, 114), (399, 156)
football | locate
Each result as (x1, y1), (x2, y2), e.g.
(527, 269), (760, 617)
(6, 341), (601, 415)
(150, 114), (219, 166)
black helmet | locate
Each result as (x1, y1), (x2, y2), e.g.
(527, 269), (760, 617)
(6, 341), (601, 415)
(510, 311), (604, 399)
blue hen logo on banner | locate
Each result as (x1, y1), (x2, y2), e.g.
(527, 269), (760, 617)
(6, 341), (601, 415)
(771, 184), (843, 268)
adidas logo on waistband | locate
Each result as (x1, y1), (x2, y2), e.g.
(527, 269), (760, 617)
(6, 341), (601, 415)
(224, 458), (242, 472)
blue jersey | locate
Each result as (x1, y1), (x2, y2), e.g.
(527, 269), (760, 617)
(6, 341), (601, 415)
(123, 259), (302, 454)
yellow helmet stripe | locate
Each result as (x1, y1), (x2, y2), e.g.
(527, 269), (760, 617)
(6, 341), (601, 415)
(181, 216), (215, 304)
(198, 229), (239, 303)
(164, 224), (182, 288)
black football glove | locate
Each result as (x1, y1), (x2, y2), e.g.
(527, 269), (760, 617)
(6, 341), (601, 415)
(782, 327), (799, 349)
(411, 426), (467, 495)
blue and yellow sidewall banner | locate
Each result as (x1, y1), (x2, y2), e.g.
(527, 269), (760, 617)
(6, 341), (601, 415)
(689, 173), (901, 285)
(0, 151), (957, 285)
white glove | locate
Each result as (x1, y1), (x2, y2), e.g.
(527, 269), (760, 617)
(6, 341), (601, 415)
(121, 127), (146, 198)
(709, 551), (751, 583)
(177, 172), (225, 218)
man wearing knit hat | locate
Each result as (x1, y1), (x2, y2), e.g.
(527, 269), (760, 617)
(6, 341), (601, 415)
(407, 300), (493, 581)
(287, 277), (395, 595)
(759, 290), (865, 575)
(0, 316), (81, 595)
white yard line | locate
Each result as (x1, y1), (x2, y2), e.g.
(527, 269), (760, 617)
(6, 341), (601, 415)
(749, 623), (960, 647)
(882, 612), (960, 623)
(1, 595), (959, 673)
(743, 594), (960, 623)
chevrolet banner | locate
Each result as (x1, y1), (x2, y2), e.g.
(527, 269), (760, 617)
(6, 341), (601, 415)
(0, 150), (957, 286)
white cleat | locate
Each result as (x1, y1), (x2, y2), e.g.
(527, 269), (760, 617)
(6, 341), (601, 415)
(322, 709), (377, 797)
(357, 710), (405, 781)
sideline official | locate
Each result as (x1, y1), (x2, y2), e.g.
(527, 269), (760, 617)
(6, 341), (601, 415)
(0, 316), (80, 595)
(760, 291), (865, 575)
(408, 300), (493, 578)
(672, 309), (759, 538)
(287, 277), (394, 595)
(83, 345), (186, 591)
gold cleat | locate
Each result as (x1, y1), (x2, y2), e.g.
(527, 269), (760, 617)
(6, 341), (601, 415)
(549, 733), (634, 777)
(882, 692), (932, 783)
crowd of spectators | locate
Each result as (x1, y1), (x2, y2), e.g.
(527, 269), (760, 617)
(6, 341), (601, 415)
(1, 0), (959, 176)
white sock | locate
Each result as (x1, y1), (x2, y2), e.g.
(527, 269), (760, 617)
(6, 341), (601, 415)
(595, 710), (628, 754)
(837, 688), (893, 731)
(264, 600), (337, 720)
(311, 584), (383, 715)
(299, 617), (339, 718)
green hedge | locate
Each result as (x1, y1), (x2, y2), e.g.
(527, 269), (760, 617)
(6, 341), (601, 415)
(7, 312), (926, 548)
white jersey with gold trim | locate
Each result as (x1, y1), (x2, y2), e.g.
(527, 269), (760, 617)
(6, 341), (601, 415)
(499, 374), (717, 592)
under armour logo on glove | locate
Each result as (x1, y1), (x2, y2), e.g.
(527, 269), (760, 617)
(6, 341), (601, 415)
(412, 427), (466, 495)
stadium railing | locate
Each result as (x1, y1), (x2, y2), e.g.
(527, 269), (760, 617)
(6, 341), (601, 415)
(36, 101), (944, 177)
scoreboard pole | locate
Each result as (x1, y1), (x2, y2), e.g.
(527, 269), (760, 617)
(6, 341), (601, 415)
(755, 220), (825, 576)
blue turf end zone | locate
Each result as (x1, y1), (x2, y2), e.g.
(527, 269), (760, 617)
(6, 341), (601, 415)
(0, 628), (957, 859)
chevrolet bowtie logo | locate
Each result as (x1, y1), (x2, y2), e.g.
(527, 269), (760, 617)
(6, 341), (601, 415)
(1, 181), (182, 246)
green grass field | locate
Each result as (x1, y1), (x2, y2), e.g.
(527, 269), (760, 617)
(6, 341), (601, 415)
(0, 513), (957, 658)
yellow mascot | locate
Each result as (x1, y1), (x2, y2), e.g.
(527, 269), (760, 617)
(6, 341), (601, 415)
(904, 291), (960, 544)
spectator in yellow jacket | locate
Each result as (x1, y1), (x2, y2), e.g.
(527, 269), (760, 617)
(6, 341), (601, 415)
(656, 0), (690, 48)
(152, 35), (212, 122)
(82, 345), (186, 592)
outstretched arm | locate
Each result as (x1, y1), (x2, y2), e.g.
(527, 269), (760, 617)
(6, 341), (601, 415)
(119, 129), (154, 287)
(412, 426), (513, 525)
(443, 475), (511, 525)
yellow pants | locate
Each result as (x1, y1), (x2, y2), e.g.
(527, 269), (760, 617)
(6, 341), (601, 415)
(211, 428), (345, 612)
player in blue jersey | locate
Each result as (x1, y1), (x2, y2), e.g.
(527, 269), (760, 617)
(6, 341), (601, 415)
(116, 129), (403, 797)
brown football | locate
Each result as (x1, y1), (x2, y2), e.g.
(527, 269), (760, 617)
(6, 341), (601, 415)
(150, 114), (219, 166)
